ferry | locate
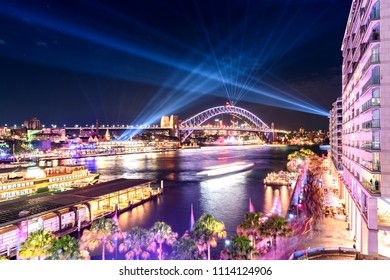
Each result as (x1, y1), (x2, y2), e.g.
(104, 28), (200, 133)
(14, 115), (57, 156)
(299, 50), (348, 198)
(0, 165), (99, 201)
(263, 170), (298, 186)
(197, 161), (254, 178)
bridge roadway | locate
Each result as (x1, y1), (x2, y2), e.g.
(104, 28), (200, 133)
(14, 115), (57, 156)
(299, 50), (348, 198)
(65, 126), (286, 133)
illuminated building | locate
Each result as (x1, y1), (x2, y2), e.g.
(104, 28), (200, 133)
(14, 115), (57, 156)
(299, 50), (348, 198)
(160, 116), (170, 128)
(341, 0), (390, 257)
(329, 97), (343, 171)
(105, 129), (111, 141)
(0, 126), (11, 137)
(169, 115), (179, 137)
(23, 117), (42, 130)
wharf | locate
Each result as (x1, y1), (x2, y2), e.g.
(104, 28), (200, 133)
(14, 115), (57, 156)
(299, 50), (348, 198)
(0, 178), (162, 258)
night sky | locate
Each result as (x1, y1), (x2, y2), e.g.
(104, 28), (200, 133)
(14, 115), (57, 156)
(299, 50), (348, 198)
(0, 0), (351, 131)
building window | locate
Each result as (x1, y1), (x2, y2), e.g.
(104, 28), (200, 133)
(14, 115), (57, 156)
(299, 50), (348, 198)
(370, 1), (380, 20)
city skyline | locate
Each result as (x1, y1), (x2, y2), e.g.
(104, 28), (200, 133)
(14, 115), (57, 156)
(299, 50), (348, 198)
(0, 0), (351, 130)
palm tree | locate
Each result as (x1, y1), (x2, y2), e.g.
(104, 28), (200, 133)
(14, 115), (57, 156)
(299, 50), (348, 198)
(47, 234), (82, 260)
(80, 217), (120, 260)
(229, 235), (256, 260)
(299, 148), (314, 156)
(259, 215), (292, 260)
(287, 151), (302, 161)
(169, 231), (204, 260)
(236, 212), (263, 258)
(119, 227), (151, 260)
(193, 213), (227, 260)
(18, 229), (55, 260)
(149, 221), (178, 260)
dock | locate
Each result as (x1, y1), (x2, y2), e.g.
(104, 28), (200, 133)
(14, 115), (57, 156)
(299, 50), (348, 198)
(0, 178), (163, 258)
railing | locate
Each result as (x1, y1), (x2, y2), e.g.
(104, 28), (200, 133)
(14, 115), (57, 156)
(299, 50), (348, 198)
(362, 75), (380, 94)
(361, 179), (380, 194)
(360, 160), (381, 173)
(362, 97), (380, 113)
(361, 142), (380, 151)
(362, 119), (380, 130)
(289, 247), (357, 260)
(362, 52), (380, 74)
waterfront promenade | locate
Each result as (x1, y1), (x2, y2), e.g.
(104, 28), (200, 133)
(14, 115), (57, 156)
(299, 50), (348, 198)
(261, 158), (355, 260)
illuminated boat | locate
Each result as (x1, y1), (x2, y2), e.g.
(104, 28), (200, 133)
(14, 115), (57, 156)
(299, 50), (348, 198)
(197, 162), (254, 178)
(263, 170), (296, 186)
(0, 165), (99, 201)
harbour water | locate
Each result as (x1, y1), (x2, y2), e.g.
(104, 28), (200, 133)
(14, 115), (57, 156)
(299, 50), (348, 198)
(64, 145), (325, 239)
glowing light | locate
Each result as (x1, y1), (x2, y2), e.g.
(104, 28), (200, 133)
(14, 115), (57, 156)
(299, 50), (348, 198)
(0, 2), (330, 125)
(197, 162), (254, 177)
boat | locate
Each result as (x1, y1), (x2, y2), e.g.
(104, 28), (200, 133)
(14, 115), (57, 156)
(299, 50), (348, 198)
(263, 170), (297, 186)
(319, 144), (330, 150)
(0, 165), (99, 201)
(197, 161), (254, 178)
(181, 143), (201, 149)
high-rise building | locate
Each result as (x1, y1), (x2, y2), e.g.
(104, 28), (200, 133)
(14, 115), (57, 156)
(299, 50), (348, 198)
(169, 115), (179, 137)
(160, 116), (170, 128)
(329, 97), (343, 171)
(23, 117), (42, 130)
(341, 0), (390, 257)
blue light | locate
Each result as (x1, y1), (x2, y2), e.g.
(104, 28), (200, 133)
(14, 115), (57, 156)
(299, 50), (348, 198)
(0, 2), (332, 125)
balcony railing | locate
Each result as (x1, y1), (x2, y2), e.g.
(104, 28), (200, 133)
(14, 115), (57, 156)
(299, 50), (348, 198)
(361, 142), (380, 151)
(362, 119), (380, 129)
(360, 160), (381, 172)
(369, 5), (380, 21)
(362, 97), (380, 113)
(362, 52), (380, 74)
(361, 179), (380, 194)
(362, 75), (380, 94)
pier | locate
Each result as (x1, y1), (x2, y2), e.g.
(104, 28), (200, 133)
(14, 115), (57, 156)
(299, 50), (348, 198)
(0, 178), (163, 258)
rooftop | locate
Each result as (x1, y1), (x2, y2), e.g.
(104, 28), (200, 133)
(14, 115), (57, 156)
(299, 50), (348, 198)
(0, 178), (153, 227)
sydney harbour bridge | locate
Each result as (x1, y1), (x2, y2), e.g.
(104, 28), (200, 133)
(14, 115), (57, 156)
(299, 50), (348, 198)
(64, 105), (283, 143)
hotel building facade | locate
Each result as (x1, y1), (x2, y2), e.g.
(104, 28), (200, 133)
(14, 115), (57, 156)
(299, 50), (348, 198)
(329, 97), (343, 171)
(341, 0), (390, 257)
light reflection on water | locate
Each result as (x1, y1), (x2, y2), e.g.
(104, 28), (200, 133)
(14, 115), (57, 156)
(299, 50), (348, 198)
(199, 172), (249, 236)
(63, 145), (322, 237)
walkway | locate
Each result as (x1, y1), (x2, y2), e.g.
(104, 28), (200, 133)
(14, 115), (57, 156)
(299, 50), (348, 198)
(260, 159), (355, 260)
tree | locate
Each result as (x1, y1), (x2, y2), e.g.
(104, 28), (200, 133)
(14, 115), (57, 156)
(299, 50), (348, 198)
(18, 229), (55, 260)
(236, 212), (263, 258)
(47, 234), (82, 260)
(149, 221), (178, 260)
(169, 231), (204, 260)
(229, 235), (256, 260)
(119, 227), (152, 260)
(259, 215), (292, 260)
(80, 217), (120, 260)
(192, 213), (226, 260)
(287, 151), (302, 161)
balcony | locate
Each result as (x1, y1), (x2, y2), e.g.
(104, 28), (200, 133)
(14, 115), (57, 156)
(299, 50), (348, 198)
(362, 76), (380, 96)
(369, 4), (380, 22)
(360, 160), (381, 173)
(362, 52), (380, 75)
(360, 32), (380, 62)
(361, 179), (380, 194)
(361, 97), (380, 113)
(362, 119), (380, 130)
(361, 142), (380, 151)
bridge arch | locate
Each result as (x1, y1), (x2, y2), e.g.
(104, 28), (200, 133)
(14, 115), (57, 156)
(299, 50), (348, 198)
(179, 105), (270, 142)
